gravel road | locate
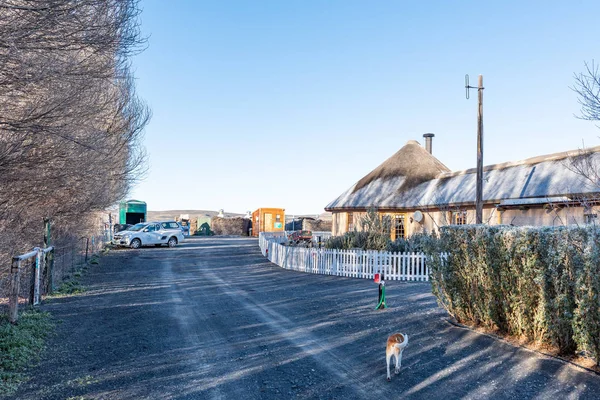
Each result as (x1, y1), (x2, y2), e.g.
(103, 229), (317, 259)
(6, 237), (600, 399)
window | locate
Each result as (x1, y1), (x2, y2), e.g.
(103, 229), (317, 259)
(347, 212), (354, 231)
(129, 223), (146, 232)
(274, 214), (283, 229)
(584, 206), (597, 224)
(452, 211), (467, 225)
(393, 214), (405, 239)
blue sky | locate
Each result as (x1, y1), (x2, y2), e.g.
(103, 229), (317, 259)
(130, 0), (600, 215)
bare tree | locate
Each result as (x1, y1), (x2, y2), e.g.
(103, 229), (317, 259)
(573, 60), (600, 123)
(0, 0), (150, 288)
(554, 61), (600, 226)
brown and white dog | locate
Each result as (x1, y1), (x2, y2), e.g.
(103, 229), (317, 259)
(386, 333), (408, 381)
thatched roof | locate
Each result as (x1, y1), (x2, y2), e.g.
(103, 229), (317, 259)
(326, 140), (449, 210)
(325, 143), (600, 211)
(354, 140), (450, 193)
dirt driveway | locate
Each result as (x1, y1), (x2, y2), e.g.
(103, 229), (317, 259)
(6, 237), (600, 399)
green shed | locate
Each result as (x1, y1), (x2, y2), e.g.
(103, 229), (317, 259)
(119, 200), (147, 225)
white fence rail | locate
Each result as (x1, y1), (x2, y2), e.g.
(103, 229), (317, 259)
(8, 246), (54, 324)
(259, 232), (429, 281)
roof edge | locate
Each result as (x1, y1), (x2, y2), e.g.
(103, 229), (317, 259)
(439, 145), (600, 179)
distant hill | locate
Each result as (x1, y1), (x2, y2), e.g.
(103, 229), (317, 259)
(296, 212), (333, 221)
(147, 210), (244, 221)
(147, 210), (332, 222)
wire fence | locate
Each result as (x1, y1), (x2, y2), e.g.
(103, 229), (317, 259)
(0, 233), (109, 317)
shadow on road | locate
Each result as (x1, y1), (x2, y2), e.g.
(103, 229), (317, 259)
(7, 237), (600, 400)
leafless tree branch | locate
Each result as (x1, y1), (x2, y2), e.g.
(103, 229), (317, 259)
(0, 0), (150, 281)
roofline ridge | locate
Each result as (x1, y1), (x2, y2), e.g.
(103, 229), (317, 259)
(438, 144), (600, 178)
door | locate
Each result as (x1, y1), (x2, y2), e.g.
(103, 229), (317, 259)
(142, 223), (162, 244)
(264, 213), (273, 231)
(126, 212), (145, 225)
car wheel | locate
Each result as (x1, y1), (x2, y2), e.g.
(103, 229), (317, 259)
(130, 238), (141, 249)
(168, 237), (177, 248)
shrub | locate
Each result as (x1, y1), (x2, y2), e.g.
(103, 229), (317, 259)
(211, 217), (249, 236)
(573, 229), (600, 363)
(325, 208), (394, 251)
(324, 231), (388, 250)
(384, 233), (430, 253)
(425, 224), (600, 362)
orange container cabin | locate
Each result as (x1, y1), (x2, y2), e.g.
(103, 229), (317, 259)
(252, 208), (285, 237)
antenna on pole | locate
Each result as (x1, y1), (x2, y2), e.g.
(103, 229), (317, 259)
(465, 74), (471, 99)
(465, 74), (485, 224)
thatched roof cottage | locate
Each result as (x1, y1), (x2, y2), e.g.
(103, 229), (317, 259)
(325, 135), (600, 237)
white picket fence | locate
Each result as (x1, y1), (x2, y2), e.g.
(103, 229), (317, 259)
(259, 232), (429, 281)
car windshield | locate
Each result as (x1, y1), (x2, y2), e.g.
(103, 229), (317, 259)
(128, 223), (147, 232)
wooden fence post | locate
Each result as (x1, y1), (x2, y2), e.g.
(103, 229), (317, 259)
(46, 248), (55, 294)
(44, 218), (53, 293)
(33, 249), (43, 306)
(28, 257), (36, 305)
(9, 257), (21, 324)
(85, 237), (89, 263)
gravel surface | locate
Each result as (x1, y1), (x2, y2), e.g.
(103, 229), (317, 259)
(5, 237), (600, 399)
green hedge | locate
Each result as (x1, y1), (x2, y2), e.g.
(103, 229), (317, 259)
(424, 225), (600, 364)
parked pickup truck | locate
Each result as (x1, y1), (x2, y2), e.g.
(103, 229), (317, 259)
(287, 230), (313, 245)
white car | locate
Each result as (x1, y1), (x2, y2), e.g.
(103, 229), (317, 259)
(112, 221), (185, 249)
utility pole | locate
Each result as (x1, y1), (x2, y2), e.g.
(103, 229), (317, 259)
(466, 74), (484, 224)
